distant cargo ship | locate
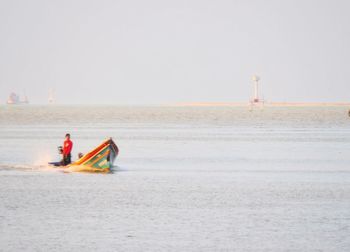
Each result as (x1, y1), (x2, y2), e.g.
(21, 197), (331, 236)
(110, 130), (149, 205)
(6, 92), (29, 104)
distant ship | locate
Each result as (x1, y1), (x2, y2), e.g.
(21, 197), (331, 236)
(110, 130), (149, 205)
(6, 92), (20, 104)
(6, 92), (29, 105)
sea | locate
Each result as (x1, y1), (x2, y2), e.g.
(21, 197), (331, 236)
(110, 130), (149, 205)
(0, 105), (350, 251)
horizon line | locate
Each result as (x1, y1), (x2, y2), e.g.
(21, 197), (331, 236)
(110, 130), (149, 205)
(1, 101), (350, 107)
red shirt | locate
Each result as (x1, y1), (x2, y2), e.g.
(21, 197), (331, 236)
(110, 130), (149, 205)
(63, 139), (73, 155)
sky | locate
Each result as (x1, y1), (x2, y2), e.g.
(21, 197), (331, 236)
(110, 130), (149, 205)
(0, 0), (349, 104)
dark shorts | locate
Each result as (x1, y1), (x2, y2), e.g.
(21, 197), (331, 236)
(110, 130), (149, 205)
(61, 154), (71, 166)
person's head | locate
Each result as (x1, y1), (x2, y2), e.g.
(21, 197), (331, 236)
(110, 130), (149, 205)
(65, 133), (70, 140)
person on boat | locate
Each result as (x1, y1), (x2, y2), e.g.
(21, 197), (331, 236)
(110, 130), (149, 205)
(61, 133), (73, 166)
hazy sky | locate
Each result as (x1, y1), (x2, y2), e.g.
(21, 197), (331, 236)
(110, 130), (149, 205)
(0, 0), (349, 104)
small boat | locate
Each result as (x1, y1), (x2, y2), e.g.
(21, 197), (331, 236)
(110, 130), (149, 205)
(49, 138), (119, 172)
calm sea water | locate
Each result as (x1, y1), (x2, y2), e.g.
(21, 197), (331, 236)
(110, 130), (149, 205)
(1, 105), (350, 251)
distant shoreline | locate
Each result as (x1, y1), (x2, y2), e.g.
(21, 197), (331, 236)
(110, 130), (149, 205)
(174, 102), (350, 107)
(1, 102), (350, 107)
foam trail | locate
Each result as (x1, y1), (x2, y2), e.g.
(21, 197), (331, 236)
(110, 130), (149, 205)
(0, 163), (43, 172)
(0, 151), (58, 172)
(32, 150), (55, 168)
